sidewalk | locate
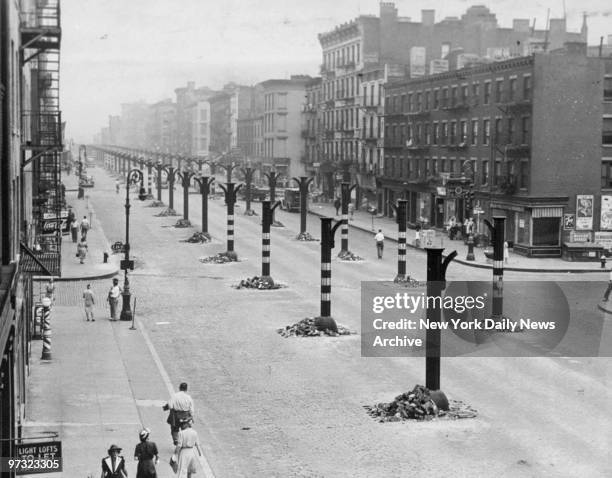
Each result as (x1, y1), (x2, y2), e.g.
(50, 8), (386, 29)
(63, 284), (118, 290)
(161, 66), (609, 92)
(308, 201), (608, 273)
(22, 172), (213, 477)
(59, 173), (119, 280)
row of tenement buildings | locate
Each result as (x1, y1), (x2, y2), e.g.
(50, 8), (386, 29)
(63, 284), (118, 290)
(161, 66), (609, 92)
(97, 3), (612, 259)
(1, 0), (63, 460)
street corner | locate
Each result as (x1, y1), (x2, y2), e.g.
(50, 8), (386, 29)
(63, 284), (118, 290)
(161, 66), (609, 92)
(597, 300), (612, 314)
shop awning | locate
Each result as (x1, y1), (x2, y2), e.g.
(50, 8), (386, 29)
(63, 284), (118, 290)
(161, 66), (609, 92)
(532, 207), (564, 218)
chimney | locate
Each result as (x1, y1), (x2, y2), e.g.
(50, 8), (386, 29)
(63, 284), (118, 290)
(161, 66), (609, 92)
(513, 19), (529, 33)
(422, 9), (435, 27)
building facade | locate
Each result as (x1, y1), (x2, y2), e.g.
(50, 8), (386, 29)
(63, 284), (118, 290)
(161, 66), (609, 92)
(382, 46), (612, 257)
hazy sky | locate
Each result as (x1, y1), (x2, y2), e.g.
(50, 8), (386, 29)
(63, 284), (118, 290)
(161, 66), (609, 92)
(60, 0), (612, 143)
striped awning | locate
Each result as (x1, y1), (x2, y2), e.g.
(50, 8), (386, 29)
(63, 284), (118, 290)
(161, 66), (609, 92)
(532, 207), (564, 218)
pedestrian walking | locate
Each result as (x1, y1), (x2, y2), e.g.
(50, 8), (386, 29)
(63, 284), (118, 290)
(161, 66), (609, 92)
(375, 229), (385, 259)
(348, 201), (355, 221)
(108, 278), (122, 321)
(162, 382), (194, 445)
(116, 180), (120, 194)
(171, 419), (202, 478)
(80, 215), (90, 240)
(71, 217), (79, 243)
(415, 225), (421, 248)
(504, 241), (509, 264)
(101, 444), (128, 478)
(83, 283), (95, 321)
(134, 428), (159, 478)
(602, 268), (612, 302)
(334, 197), (341, 215)
(77, 239), (88, 264)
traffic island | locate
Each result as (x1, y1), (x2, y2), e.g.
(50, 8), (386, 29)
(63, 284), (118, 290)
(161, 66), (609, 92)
(155, 207), (179, 217)
(364, 385), (477, 422)
(199, 251), (239, 264)
(174, 219), (192, 228)
(148, 200), (165, 207)
(181, 232), (211, 243)
(277, 317), (353, 337)
(244, 209), (258, 216)
(296, 232), (317, 241)
(337, 250), (363, 261)
(234, 276), (285, 290)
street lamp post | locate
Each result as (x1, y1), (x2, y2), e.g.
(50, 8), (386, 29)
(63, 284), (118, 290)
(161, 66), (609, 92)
(193, 175), (215, 238)
(177, 169), (196, 222)
(120, 169), (147, 321)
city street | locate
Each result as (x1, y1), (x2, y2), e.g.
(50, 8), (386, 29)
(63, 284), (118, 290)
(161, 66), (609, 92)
(80, 166), (612, 477)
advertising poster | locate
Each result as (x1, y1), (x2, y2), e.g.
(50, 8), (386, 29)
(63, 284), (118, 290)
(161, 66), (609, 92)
(575, 195), (594, 230)
(409, 46), (426, 78)
(563, 213), (575, 230)
(601, 195), (612, 230)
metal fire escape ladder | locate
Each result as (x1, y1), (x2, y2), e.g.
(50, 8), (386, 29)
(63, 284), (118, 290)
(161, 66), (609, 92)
(19, 0), (63, 276)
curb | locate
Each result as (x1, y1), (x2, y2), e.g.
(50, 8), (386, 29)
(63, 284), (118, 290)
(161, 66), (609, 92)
(597, 302), (612, 314)
(307, 210), (604, 274)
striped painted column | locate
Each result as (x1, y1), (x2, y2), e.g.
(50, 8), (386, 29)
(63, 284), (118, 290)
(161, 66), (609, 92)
(226, 183), (236, 252)
(340, 182), (350, 253)
(262, 201), (272, 277)
(491, 216), (506, 319)
(147, 161), (153, 197)
(396, 199), (407, 281)
(41, 298), (52, 360)
(320, 218), (333, 317)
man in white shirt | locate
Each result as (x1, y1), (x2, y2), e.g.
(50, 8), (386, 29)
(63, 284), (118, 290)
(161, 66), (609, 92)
(107, 278), (122, 321)
(375, 229), (385, 259)
(163, 382), (195, 445)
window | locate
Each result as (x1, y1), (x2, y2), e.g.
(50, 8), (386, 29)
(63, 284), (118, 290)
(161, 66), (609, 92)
(472, 83), (480, 105)
(533, 218), (560, 246)
(494, 118), (503, 144)
(494, 160), (502, 185)
(523, 75), (532, 100)
(424, 123), (431, 144)
(407, 93), (412, 112)
(416, 92), (422, 111)
(370, 85), (374, 106)
(425, 91), (430, 110)
(450, 121), (457, 144)
(441, 88), (448, 108)
(432, 123), (439, 145)
(433, 90), (439, 109)
(508, 118), (515, 143)
(605, 77), (612, 101)
(602, 162), (612, 188)
(440, 159), (447, 172)
(401, 94), (407, 113)
(441, 122), (448, 144)
(471, 119), (478, 145)
(451, 87), (458, 107)
(483, 119), (490, 145)
(482, 160), (489, 185)
(484, 82), (491, 105)
(603, 118), (612, 145)
(509, 78), (517, 102)
(461, 85), (468, 104)
(521, 116), (530, 144)
(495, 80), (503, 103)
(460, 121), (467, 143)
(520, 160), (528, 189)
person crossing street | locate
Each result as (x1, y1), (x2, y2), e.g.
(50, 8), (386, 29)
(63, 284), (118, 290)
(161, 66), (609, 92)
(375, 229), (385, 259)
(163, 382), (195, 445)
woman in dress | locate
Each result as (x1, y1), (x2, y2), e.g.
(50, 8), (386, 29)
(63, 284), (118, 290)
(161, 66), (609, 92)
(173, 419), (202, 477)
(101, 444), (128, 478)
(134, 428), (159, 478)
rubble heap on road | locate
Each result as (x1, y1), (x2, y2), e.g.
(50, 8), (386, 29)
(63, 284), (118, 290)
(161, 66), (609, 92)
(296, 232), (317, 241)
(277, 317), (352, 337)
(156, 207), (179, 217)
(148, 200), (165, 207)
(199, 252), (238, 264)
(365, 385), (478, 422)
(338, 250), (363, 261)
(244, 209), (258, 216)
(174, 219), (192, 228)
(393, 276), (421, 286)
(271, 220), (284, 228)
(234, 276), (283, 290)
(181, 232), (211, 243)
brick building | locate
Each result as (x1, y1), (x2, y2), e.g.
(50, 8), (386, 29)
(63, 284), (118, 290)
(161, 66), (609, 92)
(382, 46), (612, 257)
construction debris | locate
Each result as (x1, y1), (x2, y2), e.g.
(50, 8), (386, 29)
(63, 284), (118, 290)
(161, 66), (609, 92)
(155, 207), (179, 217)
(393, 276), (421, 286)
(174, 219), (192, 228)
(364, 385), (478, 422)
(271, 220), (284, 228)
(296, 232), (317, 241)
(277, 317), (352, 338)
(234, 276), (283, 290)
(180, 232), (211, 243)
(199, 252), (238, 264)
(338, 250), (363, 261)
(148, 200), (165, 207)
(244, 209), (258, 216)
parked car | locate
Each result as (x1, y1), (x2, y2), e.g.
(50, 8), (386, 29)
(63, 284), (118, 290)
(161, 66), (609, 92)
(280, 188), (301, 212)
(238, 185), (268, 202)
(79, 175), (95, 188)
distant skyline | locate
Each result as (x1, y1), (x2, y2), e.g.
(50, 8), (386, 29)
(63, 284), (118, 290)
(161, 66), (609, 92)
(60, 0), (612, 143)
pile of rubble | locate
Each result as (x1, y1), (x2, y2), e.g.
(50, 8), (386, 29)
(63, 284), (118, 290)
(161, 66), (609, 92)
(338, 250), (363, 261)
(244, 209), (258, 216)
(271, 220), (284, 228)
(234, 276), (282, 290)
(174, 219), (192, 228)
(155, 207), (179, 217)
(364, 385), (478, 422)
(393, 276), (421, 286)
(296, 232), (317, 241)
(148, 200), (165, 207)
(199, 252), (238, 264)
(181, 232), (211, 243)
(277, 317), (352, 338)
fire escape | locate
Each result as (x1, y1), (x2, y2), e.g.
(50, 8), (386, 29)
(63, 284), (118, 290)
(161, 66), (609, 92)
(20, 0), (63, 276)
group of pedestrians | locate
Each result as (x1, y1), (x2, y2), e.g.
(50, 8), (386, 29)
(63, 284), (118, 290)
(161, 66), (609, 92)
(67, 206), (91, 264)
(100, 382), (202, 478)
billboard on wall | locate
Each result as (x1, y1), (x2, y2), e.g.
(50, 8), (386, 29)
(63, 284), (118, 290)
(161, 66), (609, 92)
(576, 195), (594, 230)
(601, 195), (612, 230)
(409, 47), (426, 78)
(429, 59), (449, 75)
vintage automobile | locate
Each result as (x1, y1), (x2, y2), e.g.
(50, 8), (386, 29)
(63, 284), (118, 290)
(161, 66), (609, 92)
(280, 188), (301, 212)
(79, 174), (95, 188)
(238, 185), (269, 202)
